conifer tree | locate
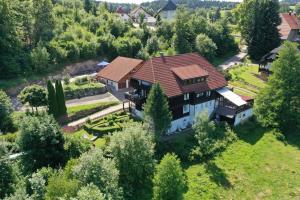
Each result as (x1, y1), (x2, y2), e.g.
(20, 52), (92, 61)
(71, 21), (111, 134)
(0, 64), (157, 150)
(144, 83), (172, 141)
(47, 80), (58, 117)
(55, 80), (67, 116)
(236, 0), (281, 60)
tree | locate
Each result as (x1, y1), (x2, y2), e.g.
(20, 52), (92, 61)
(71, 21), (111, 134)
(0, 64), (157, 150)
(18, 85), (48, 112)
(152, 153), (187, 200)
(0, 141), (15, 199)
(75, 184), (105, 200)
(0, 90), (14, 133)
(255, 42), (300, 131)
(32, 0), (55, 44)
(295, 3), (300, 15)
(64, 135), (91, 160)
(84, 0), (92, 13)
(17, 113), (65, 173)
(174, 7), (193, 53)
(195, 34), (217, 61)
(73, 149), (123, 200)
(192, 111), (237, 159)
(55, 80), (67, 117)
(30, 42), (50, 72)
(235, 0), (281, 60)
(47, 80), (58, 117)
(108, 123), (155, 198)
(0, 0), (22, 79)
(29, 167), (54, 200)
(146, 36), (160, 55)
(144, 83), (172, 141)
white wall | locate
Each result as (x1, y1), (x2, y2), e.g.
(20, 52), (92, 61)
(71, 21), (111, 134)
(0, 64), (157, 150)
(234, 108), (253, 126)
(106, 79), (118, 91)
(168, 116), (190, 134)
(191, 100), (216, 121)
(161, 10), (176, 21)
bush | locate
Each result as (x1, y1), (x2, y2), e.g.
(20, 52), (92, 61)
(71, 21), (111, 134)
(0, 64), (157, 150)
(63, 82), (106, 100)
(63, 74), (71, 85)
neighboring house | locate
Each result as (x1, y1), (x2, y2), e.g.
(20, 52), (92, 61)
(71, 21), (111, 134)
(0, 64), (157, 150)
(130, 6), (155, 25)
(157, 0), (177, 21)
(116, 6), (130, 21)
(278, 12), (300, 41)
(97, 57), (143, 91)
(125, 53), (253, 133)
(259, 46), (282, 76)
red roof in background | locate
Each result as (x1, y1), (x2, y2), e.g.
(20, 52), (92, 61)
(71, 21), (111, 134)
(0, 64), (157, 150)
(278, 13), (300, 39)
(171, 64), (208, 80)
(239, 95), (254, 102)
(132, 53), (227, 97)
(98, 57), (143, 82)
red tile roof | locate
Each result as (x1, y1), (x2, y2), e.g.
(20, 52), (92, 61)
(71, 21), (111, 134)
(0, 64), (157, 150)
(239, 95), (254, 102)
(171, 64), (208, 80)
(132, 53), (227, 97)
(98, 57), (143, 82)
(278, 13), (300, 39)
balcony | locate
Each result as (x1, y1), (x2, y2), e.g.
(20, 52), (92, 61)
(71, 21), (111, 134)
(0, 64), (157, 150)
(125, 91), (146, 110)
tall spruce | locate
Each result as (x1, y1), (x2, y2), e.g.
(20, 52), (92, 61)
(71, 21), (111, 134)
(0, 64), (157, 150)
(47, 80), (58, 117)
(55, 80), (67, 116)
(255, 42), (300, 131)
(236, 0), (281, 61)
(144, 83), (172, 141)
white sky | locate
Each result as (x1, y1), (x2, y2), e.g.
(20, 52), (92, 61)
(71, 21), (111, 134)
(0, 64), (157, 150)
(97, 0), (242, 4)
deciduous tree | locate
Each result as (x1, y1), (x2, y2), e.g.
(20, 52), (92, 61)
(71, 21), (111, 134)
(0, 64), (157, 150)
(255, 42), (300, 131)
(0, 90), (14, 133)
(18, 85), (48, 112)
(109, 123), (155, 198)
(195, 34), (217, 61)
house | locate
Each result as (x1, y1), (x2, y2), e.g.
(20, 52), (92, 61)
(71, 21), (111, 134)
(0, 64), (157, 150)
(125, 53), (253, 133)
(97, 57), (143, 91)
(157, 0), (177, 21)
(259, 46), (282, 76)
(130, 6), (155, 25)
(278, 12), (300, 41)
(116, 6), (130, 21)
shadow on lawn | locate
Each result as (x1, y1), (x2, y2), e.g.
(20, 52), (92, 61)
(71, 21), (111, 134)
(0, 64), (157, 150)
(234, 120), (266, 145)
(284, 130), (300, 150)
(205, 161), (232, 189)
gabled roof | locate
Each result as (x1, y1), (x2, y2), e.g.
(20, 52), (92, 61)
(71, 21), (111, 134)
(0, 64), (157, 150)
(130, 6), (152, 17)
(278, 13), (300, 39)
(97, 57), (143, 82)
(158, 0), (177, 12)
(171, 64), (208, 80)
(116, 6), (126, 14)
(132, 53), (227, 97)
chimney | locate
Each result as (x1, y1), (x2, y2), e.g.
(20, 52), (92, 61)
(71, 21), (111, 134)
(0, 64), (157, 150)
(289, 10), (292, 16)
(160, 52), (166, 62)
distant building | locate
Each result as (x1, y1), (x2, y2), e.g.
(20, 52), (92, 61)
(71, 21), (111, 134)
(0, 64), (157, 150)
(157, 0), (177, 21)
(278, 12), (300, 42)
(116, 6), (130, 21)
(130, 6), (154, 24)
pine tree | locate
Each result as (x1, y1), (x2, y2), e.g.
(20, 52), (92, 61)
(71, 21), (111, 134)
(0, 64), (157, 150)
(144, 83), (172, 141)
(47, 80), (58, 117)
(55, 80), (67, 117)
(236, 0), (281, 60)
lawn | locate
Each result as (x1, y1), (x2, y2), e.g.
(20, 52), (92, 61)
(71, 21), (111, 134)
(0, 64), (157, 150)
(67, 101), (119, 116)
(184, 123), (300, 200)
(228, 64), (266, 97)
(70, 128), (107, 148)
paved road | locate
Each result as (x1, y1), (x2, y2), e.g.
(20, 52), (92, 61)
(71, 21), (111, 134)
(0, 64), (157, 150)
(219, 52), (247, 70)
(66, 93), (119, 107)
(68, 103), (129, 127)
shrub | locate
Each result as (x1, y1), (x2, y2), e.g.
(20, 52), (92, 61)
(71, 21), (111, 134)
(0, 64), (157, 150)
(63, 74), (71, 85)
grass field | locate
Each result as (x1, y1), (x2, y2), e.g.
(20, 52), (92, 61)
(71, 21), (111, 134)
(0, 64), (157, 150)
(228, 64), (266, 97)
(70, 128), (106, 148)
(184, 123), (300, 200)
(67, 101), (119, 116)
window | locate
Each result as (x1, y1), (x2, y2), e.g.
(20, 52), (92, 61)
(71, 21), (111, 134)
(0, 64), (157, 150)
(183, 104), (190, 114)
(206, 91), (211, 97)
(184, 93), (190, 100)
(196, 92), (204, 98)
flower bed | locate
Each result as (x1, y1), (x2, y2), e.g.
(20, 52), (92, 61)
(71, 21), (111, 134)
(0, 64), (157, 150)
(84, 111), (131, 136)
(63, 81), (106, 100)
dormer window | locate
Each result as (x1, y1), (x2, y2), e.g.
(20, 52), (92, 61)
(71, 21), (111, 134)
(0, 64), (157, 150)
(171, 64), (209, 86)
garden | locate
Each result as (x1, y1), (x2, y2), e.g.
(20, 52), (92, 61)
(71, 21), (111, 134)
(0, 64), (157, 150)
(63, 76), (106, 100)
(84, 111), (132, 136)
(227, 64), (266, 97)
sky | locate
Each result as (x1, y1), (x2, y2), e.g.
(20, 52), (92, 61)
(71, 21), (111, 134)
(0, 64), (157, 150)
(97, 0), (242, 4)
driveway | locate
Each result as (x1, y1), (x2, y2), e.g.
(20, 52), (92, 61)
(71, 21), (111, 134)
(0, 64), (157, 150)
(219, 52), (247, 70)
(66, 92), (119, 107)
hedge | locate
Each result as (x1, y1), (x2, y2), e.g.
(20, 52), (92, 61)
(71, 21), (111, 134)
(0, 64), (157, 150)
(63, 82), (106, 100)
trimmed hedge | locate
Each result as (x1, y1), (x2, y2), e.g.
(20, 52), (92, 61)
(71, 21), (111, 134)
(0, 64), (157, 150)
(84, 112), (130, 136)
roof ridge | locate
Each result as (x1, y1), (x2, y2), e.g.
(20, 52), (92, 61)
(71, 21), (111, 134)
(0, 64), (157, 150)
(150, 58), (156, 83)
